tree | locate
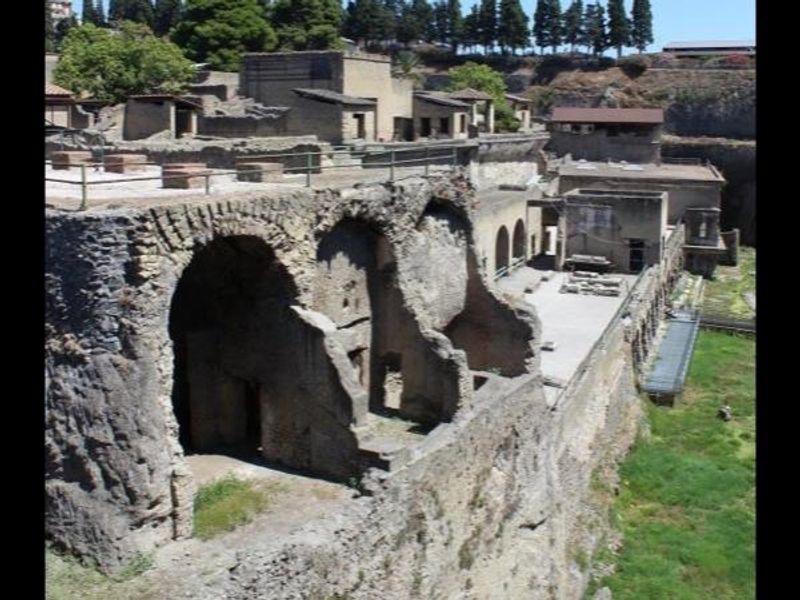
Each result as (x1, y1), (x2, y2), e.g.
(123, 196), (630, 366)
(448, 61), (506, 101)
(95, 0), (107, 26)
(447, 62), (519, 131)
(462, 4), (480, 52)
(534, 0), (562, 54)
(343, 0), (386, 46)
(110, 0), (156, 28)
(544, 0), (562, 53)
(154, 0), (183, 36)
(477, 0), (496, 54)
(273, 0), (343, 49)
(584, 1), (607, 57)
(54, 15), (79, 50)
(447, 0), (464, 53)
(630, 0), (653, 54)
(46, 0), (54, 52)
(497, 0), (529, 55)
(81, 0), (97, 25)
(410, 0), (435, 42)
(532, 0), (547, 53)
(54, 21), (194, 103)
(563, 0), (583, 53)
(432, 2), (449, 45)
(607, 0), (630, 58)
(172, 0), (277, 71)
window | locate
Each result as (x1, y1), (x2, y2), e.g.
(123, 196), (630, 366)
(460, 114), (466, 133)
(699, 220), (708, 239)
(440, 117), (450, 135)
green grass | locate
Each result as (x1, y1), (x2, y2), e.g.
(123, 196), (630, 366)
(594, 331), (755, 600)
(45, 548), (155, 600)
(701, 247), (755, 319)
(193, 474), (284, 540)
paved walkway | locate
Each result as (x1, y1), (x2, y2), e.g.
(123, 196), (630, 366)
(499, 270), (636, 383)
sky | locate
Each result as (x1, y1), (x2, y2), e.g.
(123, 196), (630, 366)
(72, 0), (756, 55)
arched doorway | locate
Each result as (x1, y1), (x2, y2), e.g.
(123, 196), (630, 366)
(168, 235), (360, 479)
(512, 219), (526, 262)
(495, 226), (509, 274)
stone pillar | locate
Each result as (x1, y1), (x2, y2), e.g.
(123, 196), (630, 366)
(487, 101), (495, 133)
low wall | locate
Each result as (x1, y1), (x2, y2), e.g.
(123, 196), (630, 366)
(198, 114), (289, 138)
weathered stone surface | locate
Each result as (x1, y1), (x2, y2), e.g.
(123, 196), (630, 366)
(45, 171), (670, 597)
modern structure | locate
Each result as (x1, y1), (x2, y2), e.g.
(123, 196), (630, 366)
(662, 40), (756, 57)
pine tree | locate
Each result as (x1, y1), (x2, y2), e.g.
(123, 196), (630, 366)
(409, 0), (434, 42)
(95, 0), (107, 26)
(447, 0), (463, 53)
(117, 0), (155, 28)
(532, 0), (547, 54)
(563, 0), (583, 53)
(46, 0), (54, 52)
(607, 0), (630, 58)
(82, 0), (96, 24)
(462, 4), (480, 52)
(498, 0), (529, 55)
(154, 0), (182, 36)
(544, 0), (562, 54)
(477, 0), (496, 54)
(432, 2), (449, 45)
(585, 1), (607, 57)
(630, 0), (653, 53)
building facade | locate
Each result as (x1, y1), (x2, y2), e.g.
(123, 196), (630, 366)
(548, 107), (664, 164)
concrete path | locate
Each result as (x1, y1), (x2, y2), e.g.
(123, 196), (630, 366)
(500, 271), (636, 383)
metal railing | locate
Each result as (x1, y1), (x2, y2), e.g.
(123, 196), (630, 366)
(45, 144), (461, 210)
(493, 256), (527, 280)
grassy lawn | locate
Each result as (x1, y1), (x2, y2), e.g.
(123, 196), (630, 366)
(591, 331), (755, 599)
(701, 247), (755, 319)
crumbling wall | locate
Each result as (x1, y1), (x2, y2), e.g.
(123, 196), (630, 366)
(45, 173), (534, 571)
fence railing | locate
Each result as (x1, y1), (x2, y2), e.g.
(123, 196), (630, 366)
(493, 255), (527, 280)
(45, 144), (461, 210)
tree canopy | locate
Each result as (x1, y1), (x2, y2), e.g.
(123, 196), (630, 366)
(272, 0), (343, 50)
(563, 0), (584, 52)
(54, 21), (194, 103)
(607, 0), (630, 57)
(631, 0), (654, 53)
(447, 61), (506, 102)
(497, 0), (529, 55)
(154, 0), (183, 36)
(171, 0), (277, 71)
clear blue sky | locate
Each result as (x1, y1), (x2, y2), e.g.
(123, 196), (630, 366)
(73, 0), (755, 55)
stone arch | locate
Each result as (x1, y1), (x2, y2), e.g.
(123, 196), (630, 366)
(168, 234), (361, 480)
(512, 219), (526, 261)
(495, 226), (510, 273)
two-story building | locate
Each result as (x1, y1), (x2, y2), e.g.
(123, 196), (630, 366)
(547, 107), (664, 163)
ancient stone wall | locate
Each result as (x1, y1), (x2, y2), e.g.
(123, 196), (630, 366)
(46, 172), (676, 598)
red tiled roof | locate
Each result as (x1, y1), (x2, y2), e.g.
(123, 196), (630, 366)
(45, 82), (73, 96)
(551, 107), (664, 125)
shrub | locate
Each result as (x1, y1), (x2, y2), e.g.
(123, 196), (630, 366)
(618, 55), (650, 78)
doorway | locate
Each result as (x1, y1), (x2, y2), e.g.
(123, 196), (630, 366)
(629, 239), (645, 272)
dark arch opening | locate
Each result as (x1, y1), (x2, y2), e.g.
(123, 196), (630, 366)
(495, 226), (510, 273)
(168, 236), (361, 480)
(512, 219), (526, 260)
(169, 236), (299, 457)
